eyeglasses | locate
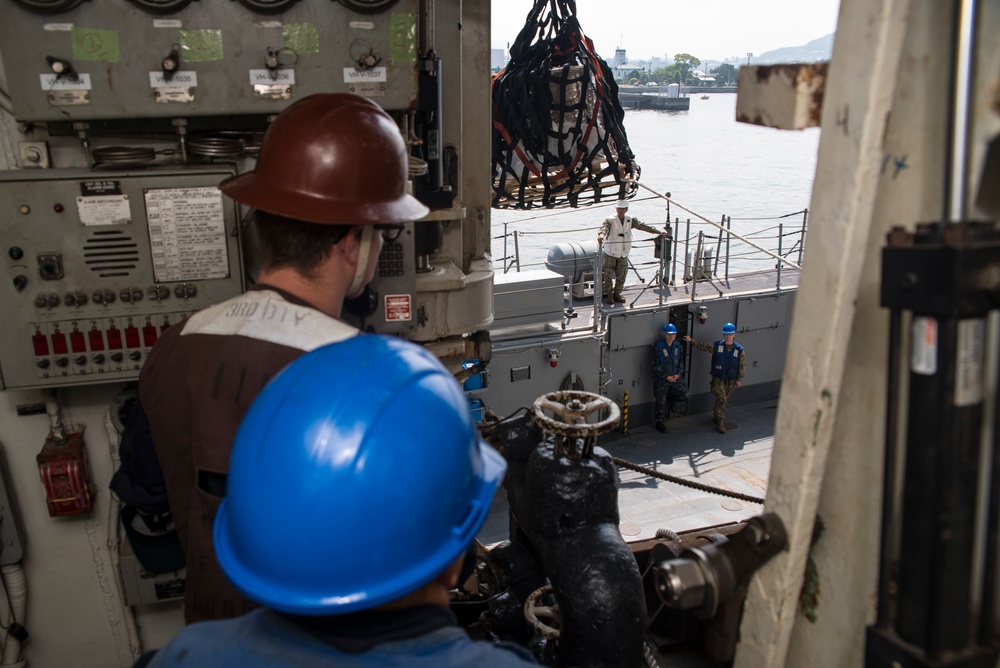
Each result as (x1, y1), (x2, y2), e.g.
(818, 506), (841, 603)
(374, 224), (405, 242)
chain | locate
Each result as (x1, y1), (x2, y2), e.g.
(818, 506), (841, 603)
(612, 456), (765, 505)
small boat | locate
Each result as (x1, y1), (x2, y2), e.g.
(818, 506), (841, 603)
(701, 94), (710, 99)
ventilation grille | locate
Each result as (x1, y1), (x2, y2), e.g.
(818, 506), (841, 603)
(83, 229), (140, 278)
(510, 366), (531, 383)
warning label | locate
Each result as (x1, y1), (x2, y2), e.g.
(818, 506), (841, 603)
(385, 294), (412, 322)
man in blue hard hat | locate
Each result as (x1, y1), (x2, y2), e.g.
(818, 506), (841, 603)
(652, 323), (690, 433)
(143, 335), (536, 667)
(685, 322), (745, 434)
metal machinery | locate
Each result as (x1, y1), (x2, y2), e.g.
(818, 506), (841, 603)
(0, 0), (494, 662)
(467, 393), (787, 667)
(0, 0), (492, 393)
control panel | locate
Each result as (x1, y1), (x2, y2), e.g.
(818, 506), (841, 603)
(0, 0), (418, 122)
(0, 167), (244, 389)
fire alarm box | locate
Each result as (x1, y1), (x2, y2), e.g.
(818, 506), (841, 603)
(37, 432), (93, 517)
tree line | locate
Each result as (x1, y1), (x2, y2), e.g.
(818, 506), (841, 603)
(621, 53), (738, 87)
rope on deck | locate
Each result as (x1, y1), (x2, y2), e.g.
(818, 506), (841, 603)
(612, 456), (766, 505)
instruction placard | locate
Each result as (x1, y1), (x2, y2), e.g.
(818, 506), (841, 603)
(145, 187), (228, 282)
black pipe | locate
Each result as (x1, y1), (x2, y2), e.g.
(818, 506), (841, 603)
(875, 308), (902, 631)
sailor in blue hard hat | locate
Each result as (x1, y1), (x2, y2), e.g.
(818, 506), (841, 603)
(144, 335), (536, 668)
(684, 322), (745, 434)
(652, 323), (690, 432)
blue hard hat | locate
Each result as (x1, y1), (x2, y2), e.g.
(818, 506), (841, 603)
(214, 335), (506, 615)
(722, 322), (736, 334)
(663, 323), (677, 334)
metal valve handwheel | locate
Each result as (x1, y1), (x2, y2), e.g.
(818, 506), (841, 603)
(524, 584), (561, 639)
(531, 391), (620, 436)
(532, 390), (620, 459)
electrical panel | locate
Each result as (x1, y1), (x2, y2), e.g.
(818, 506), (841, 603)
(0, 0), (419, 122)
(0, 167), (244, 390)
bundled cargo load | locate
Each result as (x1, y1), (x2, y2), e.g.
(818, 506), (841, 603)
(492, 0), (640, 209)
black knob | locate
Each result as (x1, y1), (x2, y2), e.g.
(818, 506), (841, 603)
(111, 352), (124, 363)
(36, 359), (50, 369)
(128, 351), (141, 361)
(46, 294), (60, 308)
(55, 357), (69, 367)
(120, 288), (132, 303)
(74, 355), (86, 366)
(92, 291), (104, 305)
(34, 294), (47, 308)
(13, 276), (26, 292)
(92, 354), (105, 364)
(8, 247), (23, 261)
(64, 292), (77, 306)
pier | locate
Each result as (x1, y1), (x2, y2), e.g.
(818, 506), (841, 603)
(617, 93), (691, 110)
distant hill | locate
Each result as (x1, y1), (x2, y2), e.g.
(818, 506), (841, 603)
(723, 33), (834, 66)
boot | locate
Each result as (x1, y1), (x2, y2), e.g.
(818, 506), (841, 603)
(655, 421), (666, 433)
(606, 293), (615, 305)
(716, 419), (726, 434)
(613, 292), (626, 303)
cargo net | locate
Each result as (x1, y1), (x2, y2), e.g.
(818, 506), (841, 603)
(492, 0), (640, 210)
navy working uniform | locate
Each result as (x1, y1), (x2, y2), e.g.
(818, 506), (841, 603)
(688, 325), (745, 433)
(652, 331), (690, 431)
(145, 607), (535, 667)
(597, 200), (663, 304)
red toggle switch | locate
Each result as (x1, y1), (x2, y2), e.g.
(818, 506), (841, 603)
(70, 330), (86, 353)
(51, 330), (68, 355)
(32, 331), (50, 356)
(142, 323), (158, 347)
(124, 324), (140, 348)
(106, 326), (123, 350)
(88, 328), (105, 351)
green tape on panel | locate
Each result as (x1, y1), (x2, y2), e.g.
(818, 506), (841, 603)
(72, 28), (119, 62)
(181, 29), (224, 62)
(283, 23), (319, 55)
(388, 13), (416, 64)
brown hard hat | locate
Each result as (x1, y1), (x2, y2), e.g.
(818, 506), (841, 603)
(219, 93), (429, 224)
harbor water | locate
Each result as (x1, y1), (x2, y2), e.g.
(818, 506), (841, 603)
(490, 93), (821, 281)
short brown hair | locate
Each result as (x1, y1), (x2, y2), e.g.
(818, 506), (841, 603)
(246, 209), (353, 278)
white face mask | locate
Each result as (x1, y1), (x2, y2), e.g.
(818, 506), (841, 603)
(346, 226), (379, 299)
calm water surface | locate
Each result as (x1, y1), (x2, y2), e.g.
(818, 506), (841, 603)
(490, 93), (821, 279)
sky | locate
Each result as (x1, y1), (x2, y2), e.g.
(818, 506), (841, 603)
(491, 0), (842, 63)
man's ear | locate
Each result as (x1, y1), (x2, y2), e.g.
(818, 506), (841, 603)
(337, 226), (362, 265)
(438, 557), (464, 589)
